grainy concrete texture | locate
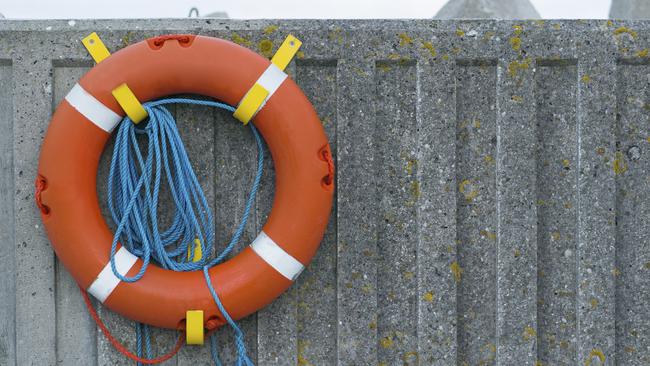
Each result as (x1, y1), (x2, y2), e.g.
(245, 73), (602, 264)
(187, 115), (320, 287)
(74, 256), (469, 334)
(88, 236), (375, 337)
(0, 19), (649, 366)
(435, 0), (540, 19)
(611, 0), (650, 20)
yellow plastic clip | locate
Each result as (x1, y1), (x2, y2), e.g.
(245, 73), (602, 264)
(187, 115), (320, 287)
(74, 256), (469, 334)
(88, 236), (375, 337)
(270, 34), (302, 71)
(233, 83), (270, 125)
(186, 310), (204, 345)
(111, 83), (148, 124)
(82, 32), (111, 63)
(187, 239), (203, 262)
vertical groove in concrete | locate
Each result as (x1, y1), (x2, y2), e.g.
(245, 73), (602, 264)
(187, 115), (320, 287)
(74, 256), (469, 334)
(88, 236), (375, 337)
(455, 60), (498, 366)
(336, 58), (378, 365)
(374, 59), (418, 365)
(415, 59), (458, 366)
(294, 59), (338, 366)
(494, 55), (538, 365)
(174, 102), (220, 366)
(211, 102), (258, 365)
(614, 61), (650, 366)
(256, 61), (298, 366)
(535, 61), (579, 365)
(13, 53), (56, 366)
(575, 36), (617, 366)
(0, 59), (15, 366)
(52, 63), (98, 366)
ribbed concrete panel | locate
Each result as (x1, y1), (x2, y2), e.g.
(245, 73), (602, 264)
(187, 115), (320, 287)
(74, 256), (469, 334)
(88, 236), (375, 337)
(1, 20), (650, 366)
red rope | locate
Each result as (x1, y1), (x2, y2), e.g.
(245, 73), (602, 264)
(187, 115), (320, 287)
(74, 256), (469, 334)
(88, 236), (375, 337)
(79, 286), (184, 364)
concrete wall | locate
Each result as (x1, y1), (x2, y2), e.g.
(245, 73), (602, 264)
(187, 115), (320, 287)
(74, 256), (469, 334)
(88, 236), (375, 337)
(0, 19), (649, 366)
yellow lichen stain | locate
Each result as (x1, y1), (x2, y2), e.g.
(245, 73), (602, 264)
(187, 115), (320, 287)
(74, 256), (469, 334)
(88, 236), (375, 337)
(507, 58), (531, 79)
(402, 351), (419, 364)
(473, 119), (481, 128)
(581, 74), (592, 83)
(298, 340), (313, 366)
(408, 181), (421, 204)
(459, 179), (478, 202)
(405, 158), (418, 175)
(483, 31), (496, 41)
(590, 297), (599, 309)
(328, 27), (343, 44)
(537, 199), (546, 206)
(523, 326), (537, 341)
(377, 63), (392, 73)
(423, 291), (434, 302)
(361, 283), (373, 294)
(484, 155), (494, 164)
(398, 33), (413, 46)
(534, 20), (545, 27)
(606, 20), (614, 27)
(380, 336), (394, 349)
(456, 29), (465, 37)
(511, 95), (524, 102)
(442, 54), (450, 61)
(263, 25), (279, 35)
(613, 151), (628, 175)
(352, 66), (369, 77)
(369, 321), (377, 330)
(231, 32), (251, 47)
(551, 231), (561, 241)
(403, 271), (414, 280)
(614, 26), (638, 39)
(378, 363), (388, 366)
(452, 47), (461, 55)
(585, 348), (606, 366)
(296, 50), (305, 59)
(624, 346), (636, 353)
(643, 261), (650, 270)
(258, 39), (274, 58)
(647, 137), (650, 144)
(387, 53), (401, 60)
(450, 261), (463, 282)
(552, 23), (562, 30)
(562, 159), (571, 168)
(121, 31), (135, 48)
(513, 24), (523, 35)
(596, 147), (606, 155)
(421, 41), (437, 57)
(480, 230), (497, 241)
(514, 248), (521, 258)
(510, 37), (522, 51)
(536, 361), (544, 366)
(637, 48), (649, 57)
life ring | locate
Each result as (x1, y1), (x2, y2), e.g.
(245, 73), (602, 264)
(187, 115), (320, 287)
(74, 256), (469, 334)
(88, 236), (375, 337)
(35, 34), (334, 329)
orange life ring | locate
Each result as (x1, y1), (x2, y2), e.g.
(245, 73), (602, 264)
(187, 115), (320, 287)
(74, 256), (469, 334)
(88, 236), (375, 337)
(35, 34), (334, 329)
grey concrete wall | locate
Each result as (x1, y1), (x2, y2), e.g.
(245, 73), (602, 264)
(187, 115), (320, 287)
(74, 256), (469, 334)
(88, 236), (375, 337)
(0, 19), (649, 366)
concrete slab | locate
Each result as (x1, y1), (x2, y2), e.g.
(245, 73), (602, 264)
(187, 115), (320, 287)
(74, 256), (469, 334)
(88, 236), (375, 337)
(0, 19), (648, 366)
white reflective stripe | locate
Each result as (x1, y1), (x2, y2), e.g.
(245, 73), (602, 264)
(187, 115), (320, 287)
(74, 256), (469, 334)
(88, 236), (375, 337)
(252, 63), (288, 112)
(87, 246), (138, 303)
(64, 83), (122, 133)
(250, 231), (304, 281)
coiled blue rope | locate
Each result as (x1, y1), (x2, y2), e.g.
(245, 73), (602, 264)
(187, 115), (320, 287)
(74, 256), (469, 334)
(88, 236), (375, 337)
(107, 98), (260, 366)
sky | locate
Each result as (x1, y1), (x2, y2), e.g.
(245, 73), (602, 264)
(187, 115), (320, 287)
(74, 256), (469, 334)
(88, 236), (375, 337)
(1, 0), (613, 19)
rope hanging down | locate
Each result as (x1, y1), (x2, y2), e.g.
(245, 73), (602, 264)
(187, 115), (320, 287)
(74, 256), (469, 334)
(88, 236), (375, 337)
(86, 97), (263, 365)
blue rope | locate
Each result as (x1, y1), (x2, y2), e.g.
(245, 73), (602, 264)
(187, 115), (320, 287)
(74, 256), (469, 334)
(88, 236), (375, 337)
(106, 97), (261, 365)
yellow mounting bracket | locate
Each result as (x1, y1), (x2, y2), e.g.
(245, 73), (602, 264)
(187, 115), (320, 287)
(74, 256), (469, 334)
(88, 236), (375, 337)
(82, 32), (111, 63)
(111, 83), (148, 124)
(186, 310), (204, 345)
(81, 32), (148, 124)
(233, 34), (302, 125)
